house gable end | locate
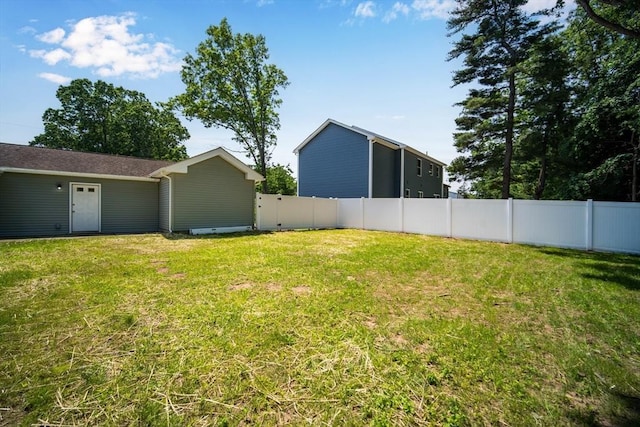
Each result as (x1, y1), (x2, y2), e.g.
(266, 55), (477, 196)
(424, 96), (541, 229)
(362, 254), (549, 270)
(297, 122), (369, 198)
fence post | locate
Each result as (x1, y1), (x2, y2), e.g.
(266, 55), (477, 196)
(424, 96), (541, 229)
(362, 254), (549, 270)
(256, 193), (262, 230)
(312, 196), (316, 230)
(586, 199), (593, 251)
(507, 198), (514, 243)
(276, 194), (281, 231)
(446, 198), (452, 238)
(400, 198), (404, 233)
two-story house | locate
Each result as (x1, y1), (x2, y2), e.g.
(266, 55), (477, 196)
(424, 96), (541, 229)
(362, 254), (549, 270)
(294, 119), (447, 199)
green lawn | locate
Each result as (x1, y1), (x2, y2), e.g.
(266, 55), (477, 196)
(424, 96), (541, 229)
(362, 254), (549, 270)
(0, 230), (638, 426)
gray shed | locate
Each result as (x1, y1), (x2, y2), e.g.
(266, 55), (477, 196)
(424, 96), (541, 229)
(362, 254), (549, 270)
(0, 143), (263, 238)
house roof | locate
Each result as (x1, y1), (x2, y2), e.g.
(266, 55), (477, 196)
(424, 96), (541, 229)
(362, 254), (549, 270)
(0, 143), (173, 178)
(149, 147), (264, 182)
(0, 143), (264, 182)
(293, 118), (447, 167)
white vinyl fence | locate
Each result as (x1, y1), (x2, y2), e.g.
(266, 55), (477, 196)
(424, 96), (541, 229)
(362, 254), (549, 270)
(256, 194), (640, 255)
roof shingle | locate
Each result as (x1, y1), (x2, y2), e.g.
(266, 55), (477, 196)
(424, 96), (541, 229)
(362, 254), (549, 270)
(0, 143), (174, 177)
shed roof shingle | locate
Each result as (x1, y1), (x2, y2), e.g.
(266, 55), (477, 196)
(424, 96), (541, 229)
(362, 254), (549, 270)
(0, 143), (174, 177)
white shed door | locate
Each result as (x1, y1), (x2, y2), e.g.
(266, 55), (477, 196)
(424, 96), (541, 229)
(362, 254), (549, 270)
(71, 184), (100, 232)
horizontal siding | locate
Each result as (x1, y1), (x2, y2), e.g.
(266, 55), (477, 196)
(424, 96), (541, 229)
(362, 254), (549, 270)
(101, 180), (159, 233)
(0, 173), (70, 237)
(404, 152), (443, 198)
(298, 123), (369, 198)
(0, 172), (159, 238)
(171, 157), (255, 231)
(372, 144), (399, 198)
(159, 177), (170, 232)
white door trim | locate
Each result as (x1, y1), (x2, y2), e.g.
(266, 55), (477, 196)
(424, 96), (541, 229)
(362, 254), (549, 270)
(69, 182), (101, 233)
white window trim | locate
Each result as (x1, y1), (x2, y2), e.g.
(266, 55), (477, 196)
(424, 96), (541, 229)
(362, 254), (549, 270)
(429, 163), (434, 176)
(418, 191), (424, 198)
(405, 188), (411, 198)
(417, 158), (422, 177)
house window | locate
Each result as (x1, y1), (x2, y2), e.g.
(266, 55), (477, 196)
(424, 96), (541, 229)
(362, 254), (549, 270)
(429, 163), (434, 176)
(418, 191), (424, 198)
(417, 159), (422, 177)
(436, 166), (440, 177)
(405, 188), (411, 198)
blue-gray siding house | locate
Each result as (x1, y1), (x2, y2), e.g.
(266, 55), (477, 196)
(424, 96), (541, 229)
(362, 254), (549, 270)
(294, 119), (447, 199)
(0, 143), (263, 238)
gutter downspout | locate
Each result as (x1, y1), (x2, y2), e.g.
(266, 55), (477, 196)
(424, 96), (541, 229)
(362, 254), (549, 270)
(400, 147), (405, 198)
(368, 138), (373, 198)
(159, 173), (173, 233)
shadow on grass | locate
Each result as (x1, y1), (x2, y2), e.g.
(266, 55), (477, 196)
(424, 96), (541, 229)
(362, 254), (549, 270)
(161, 230), (273, 241)
(609, 391), (640, 427)
(537, 247), (640, 291)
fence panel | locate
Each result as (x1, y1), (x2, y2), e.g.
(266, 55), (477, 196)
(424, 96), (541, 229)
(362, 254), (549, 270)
(593, 202), (640, 254)
(451, 199), (509, 242)
(338, 199), (364, 229)
(513, 200), (587, 250)
(256, 193), (279, 230)
(258, 194), (640, 254)
(313, 197), (339, 229)
(256, 194), (338, 231)
(277, 196), (315, 229)
(403, 198), (450, 236)
(363, 199), (402, 232)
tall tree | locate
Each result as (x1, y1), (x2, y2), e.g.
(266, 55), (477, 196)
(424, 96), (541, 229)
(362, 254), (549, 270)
(447, 0), (554, 198)
(561, 7), (640, 201)
(564, 0), (640, 39)
(513, 34), (574, 200)
(31, 79), (189, 161)
(172, 18), (289, 193)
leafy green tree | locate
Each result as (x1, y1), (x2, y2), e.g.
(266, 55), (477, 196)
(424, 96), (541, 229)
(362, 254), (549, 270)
(447, 0), (555, 198)
(257, 163), (297, 195)
(513, 34), (574, 200)
(172, 18), (289, 193)
(557, 0), (640, 39)
(31, 79), (189, 161)
(561, 7), (640, 201)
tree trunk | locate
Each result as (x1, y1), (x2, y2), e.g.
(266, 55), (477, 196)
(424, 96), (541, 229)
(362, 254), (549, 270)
(502, 71), (516, 199)
(534, 120), (552, 200)
(535, 142), (548, 200)
(259, 145), (269, 194)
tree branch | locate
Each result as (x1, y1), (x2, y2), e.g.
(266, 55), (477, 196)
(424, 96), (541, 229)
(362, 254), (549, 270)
(576, 0), (640, 39)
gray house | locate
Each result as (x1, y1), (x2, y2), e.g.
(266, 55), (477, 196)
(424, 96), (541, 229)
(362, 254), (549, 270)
(294, 119), (446, 199)
(0, 143), (263, 238)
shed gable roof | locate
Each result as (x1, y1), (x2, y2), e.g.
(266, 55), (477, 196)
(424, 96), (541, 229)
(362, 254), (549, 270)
(0, 143), (173, 177)
(0, 143), (263, 182)
(293, 118), (446, 167)
(149, 147), (264, 182)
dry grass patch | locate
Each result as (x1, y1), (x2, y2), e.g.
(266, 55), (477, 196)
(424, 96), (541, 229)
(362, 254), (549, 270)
(1, 230), (638, 426)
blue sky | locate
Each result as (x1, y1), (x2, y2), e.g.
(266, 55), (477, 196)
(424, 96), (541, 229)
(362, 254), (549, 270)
(0, 0), (567, 187)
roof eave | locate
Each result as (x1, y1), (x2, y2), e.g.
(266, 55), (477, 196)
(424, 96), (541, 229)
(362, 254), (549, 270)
(149, 147), (264, 182)
(0, 167), (161, 182)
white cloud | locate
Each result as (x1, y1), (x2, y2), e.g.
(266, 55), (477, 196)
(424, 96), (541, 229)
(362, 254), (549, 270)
(30, 48), (72, 65)
(355, 1), (377, 18)
(38, 72), (72, 84)
(411, 0), (456, 20)
(30, 13), (182, 79)
(383, 2), (411, 22)
(257, 0), (274, 5)
(18, 26), (37, 34)
(37, 27), (65, 44)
